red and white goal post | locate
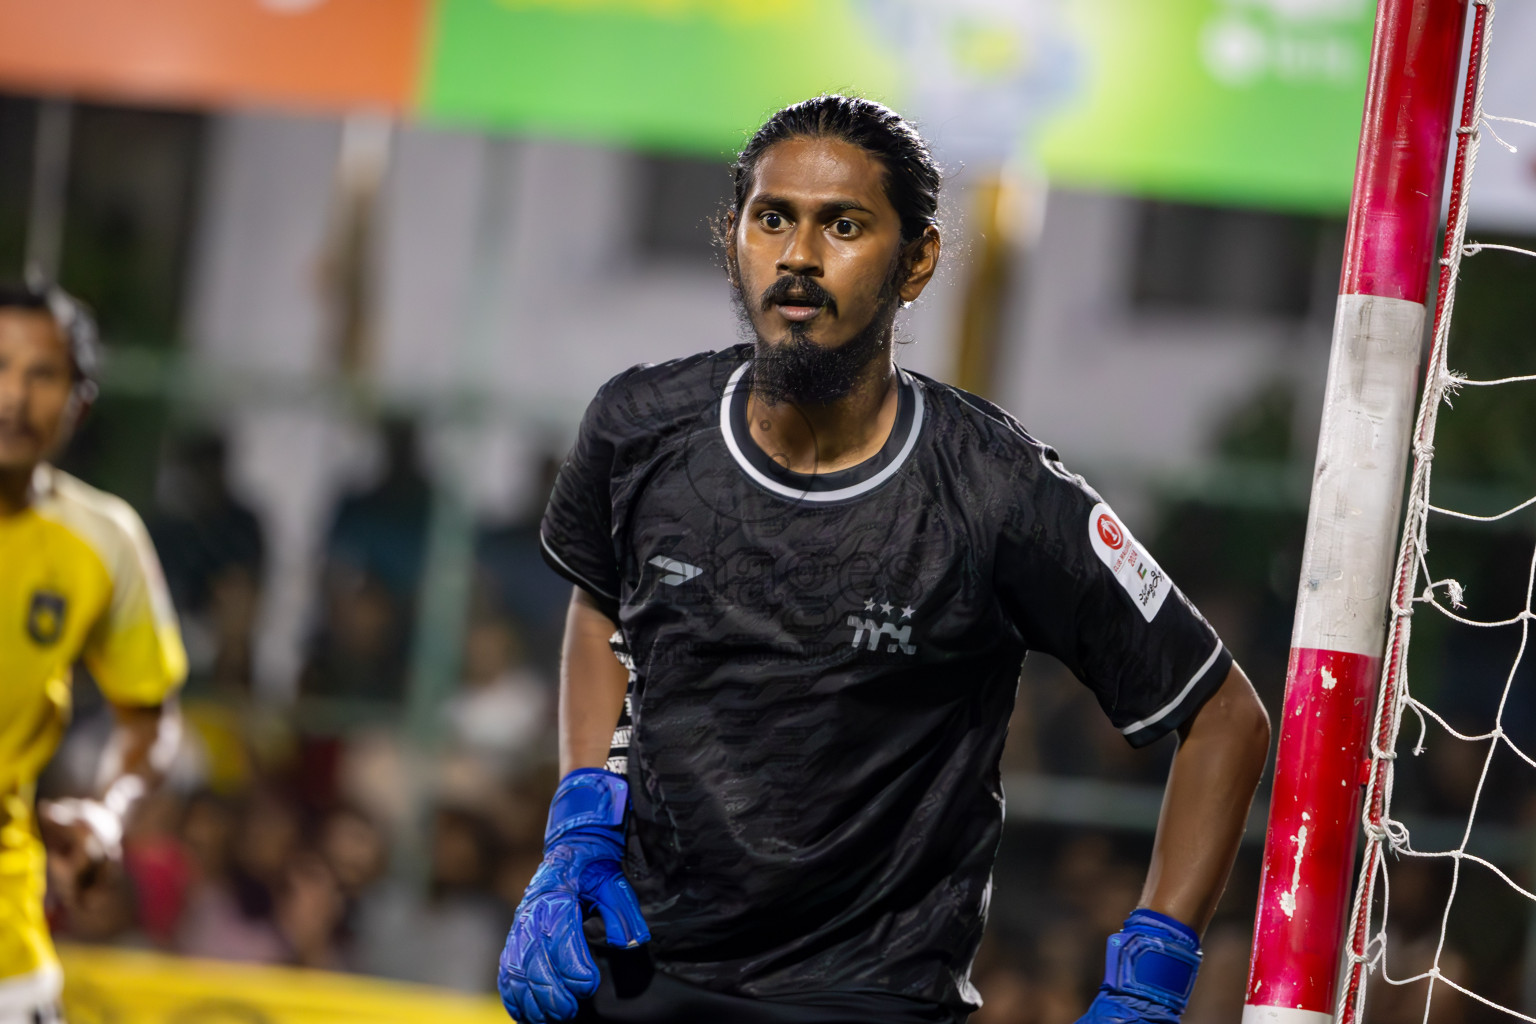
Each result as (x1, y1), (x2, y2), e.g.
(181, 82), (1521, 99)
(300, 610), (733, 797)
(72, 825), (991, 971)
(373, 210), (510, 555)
(1244, 1), (1487, 1023)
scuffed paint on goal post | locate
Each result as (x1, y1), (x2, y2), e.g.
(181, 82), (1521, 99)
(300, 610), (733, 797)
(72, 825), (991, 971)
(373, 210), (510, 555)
(1243, 2), (1474, 1023)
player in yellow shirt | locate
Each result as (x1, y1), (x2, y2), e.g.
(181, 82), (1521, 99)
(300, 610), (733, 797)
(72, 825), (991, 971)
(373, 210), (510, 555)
(0, 280), (187, 1024)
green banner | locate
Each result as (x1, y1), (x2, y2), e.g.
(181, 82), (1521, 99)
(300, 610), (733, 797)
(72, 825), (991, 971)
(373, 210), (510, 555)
(420, 0), (1375, 211)
(1038, 0), (1375, 212)
(421, 0), (898, 156)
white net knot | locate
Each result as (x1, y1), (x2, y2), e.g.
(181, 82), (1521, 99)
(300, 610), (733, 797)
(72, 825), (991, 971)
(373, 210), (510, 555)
(1437, 370), (1467, 405)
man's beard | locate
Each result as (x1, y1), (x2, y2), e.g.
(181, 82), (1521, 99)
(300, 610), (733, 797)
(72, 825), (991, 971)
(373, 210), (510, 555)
(734, 259), (904, 406)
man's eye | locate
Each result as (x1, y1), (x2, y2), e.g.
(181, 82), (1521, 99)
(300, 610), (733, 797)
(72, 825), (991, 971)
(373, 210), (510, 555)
(833, 219), (858, 237)
(761, 212), (784, 230)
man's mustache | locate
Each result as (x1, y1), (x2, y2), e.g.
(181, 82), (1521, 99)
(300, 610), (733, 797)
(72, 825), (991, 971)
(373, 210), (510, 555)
(0, 417), (37, 440)
(759, 275), (838, 317)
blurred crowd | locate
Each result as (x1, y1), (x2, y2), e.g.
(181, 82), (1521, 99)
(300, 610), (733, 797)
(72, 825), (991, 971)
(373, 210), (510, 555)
(34, 410), (1536, 1024)
(41, 418), (560, 994)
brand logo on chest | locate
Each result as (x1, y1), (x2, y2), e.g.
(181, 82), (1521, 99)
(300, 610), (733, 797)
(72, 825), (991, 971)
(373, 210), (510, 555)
(648, 555), (703, 586)
(26, 589), (67, 646)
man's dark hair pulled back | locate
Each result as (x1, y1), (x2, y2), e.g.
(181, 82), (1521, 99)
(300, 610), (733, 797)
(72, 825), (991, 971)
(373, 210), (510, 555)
(731, 94), (941, 245)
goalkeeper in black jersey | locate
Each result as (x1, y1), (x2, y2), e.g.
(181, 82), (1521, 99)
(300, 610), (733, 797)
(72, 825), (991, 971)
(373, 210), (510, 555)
(497, 95), (1272, 1024)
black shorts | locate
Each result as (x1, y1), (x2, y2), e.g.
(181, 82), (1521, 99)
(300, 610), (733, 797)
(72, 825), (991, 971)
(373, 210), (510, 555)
(574, 948), (965, 1024)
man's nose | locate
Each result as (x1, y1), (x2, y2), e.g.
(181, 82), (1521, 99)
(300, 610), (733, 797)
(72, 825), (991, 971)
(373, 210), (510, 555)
(776, 227), (823, 277)
(0, 370), (24, 413)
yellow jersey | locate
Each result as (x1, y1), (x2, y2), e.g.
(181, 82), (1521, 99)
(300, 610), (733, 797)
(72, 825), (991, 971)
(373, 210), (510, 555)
(0, 465), (186, 1007)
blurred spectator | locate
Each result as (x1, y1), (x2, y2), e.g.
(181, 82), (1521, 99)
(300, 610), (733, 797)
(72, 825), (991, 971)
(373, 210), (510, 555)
(233, 789), (302, 898)
(176, 790), (290, 963)
(301, 417), (431, 704)
(318, 805), (388, 902)
(300, 570), (407, 703)
(970, 931), (1046, 1024)
(122, 790), (193, 948)
(1184, 924), (1250, 1024)
(491, 768), (558, 913)
(54, 866), (139, 947)
(354, 805), (511, 992)
(334, 727), (418, 833)
(275, 849), (348, 970)
(443, 614), (553, 774)
(326, 416), (431, 606)
(970, 964), (1037, 1024)
(964, 933), (1038, 1024)
(150, 430), (265, 691)
(476, 450), (571, 677)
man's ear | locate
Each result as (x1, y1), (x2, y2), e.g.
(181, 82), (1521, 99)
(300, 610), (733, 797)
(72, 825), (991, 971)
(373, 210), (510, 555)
(723, 210), (741, 289)
(43, 389), (91, 463)
(61, 383), (95, 438)
(898, 225), (942, 305)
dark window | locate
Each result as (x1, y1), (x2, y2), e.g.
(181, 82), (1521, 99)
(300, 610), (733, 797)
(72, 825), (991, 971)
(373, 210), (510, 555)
(61, 102), (206, 346)
(1131, 199), (1343, 320)
(634, 153), (731, 264)
(0, 95), (207, 508)
(0, 95), (38, 277)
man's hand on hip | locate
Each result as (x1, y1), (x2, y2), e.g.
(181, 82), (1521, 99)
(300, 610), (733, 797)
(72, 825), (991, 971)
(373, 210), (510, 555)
(1076, 909), (1202, 1024)
(498, 768), (649, 1023)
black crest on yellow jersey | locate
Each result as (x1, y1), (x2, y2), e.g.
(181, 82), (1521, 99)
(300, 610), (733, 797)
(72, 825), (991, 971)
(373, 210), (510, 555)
(26, 590), (66, 645)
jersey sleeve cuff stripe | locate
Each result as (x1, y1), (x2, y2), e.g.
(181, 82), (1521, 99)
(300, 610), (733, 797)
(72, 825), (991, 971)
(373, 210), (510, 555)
(0, 963), (63, 1012)
(539, 531), (620, 602)
(1118, 641), (1229, 745)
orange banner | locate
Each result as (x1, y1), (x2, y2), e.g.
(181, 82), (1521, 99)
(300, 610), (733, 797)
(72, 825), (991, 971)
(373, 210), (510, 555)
(0, 0), (427, 112)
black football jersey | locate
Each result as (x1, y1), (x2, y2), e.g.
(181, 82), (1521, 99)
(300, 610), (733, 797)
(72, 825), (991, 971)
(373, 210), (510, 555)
(540, 345), (1231, 1014)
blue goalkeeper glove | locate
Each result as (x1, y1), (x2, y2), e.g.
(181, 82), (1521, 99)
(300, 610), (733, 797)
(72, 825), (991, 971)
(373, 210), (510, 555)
(497, 768), (650, 1023)
(1076, 909), (1202, 1024)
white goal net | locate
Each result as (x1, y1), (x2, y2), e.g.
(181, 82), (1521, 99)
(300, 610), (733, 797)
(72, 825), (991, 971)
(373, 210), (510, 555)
(1344, 3), (1536, 1022)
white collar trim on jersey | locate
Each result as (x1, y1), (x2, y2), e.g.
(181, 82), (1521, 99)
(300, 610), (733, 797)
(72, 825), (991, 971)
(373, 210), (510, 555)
(718, 360), (924, 503)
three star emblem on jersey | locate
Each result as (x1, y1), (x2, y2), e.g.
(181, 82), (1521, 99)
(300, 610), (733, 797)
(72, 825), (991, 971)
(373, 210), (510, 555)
(26, 589), (67, 646)
(848, 596), (918, 655)
(649, 555), (703, 586)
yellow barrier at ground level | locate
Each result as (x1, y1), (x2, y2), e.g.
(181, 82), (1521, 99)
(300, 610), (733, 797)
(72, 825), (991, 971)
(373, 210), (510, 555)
(59, 944), (511, 1024)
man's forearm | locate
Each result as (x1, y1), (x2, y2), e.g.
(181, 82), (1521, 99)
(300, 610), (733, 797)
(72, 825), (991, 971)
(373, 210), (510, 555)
(40, 700), (178, 886)
(96, 701), (179, 832)
(558, 587), (632, 775)
(1141, 664), (1271, 933)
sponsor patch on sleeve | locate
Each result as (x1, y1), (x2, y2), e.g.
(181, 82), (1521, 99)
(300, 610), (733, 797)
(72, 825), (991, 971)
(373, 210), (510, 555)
(1087, 503), (1169, 622)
